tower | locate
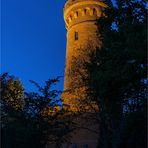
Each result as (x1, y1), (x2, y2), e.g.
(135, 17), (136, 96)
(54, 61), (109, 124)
(62, 0), (107, 111)
(61, 0), (108, 147)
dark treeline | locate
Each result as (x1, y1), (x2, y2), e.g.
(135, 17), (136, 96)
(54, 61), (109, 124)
(69, 0), (147, 148)
(1, 73), (74, 148)
(92, 0), (147, 147)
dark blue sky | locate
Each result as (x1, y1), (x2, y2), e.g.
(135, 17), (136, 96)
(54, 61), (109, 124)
(1, 0), (118, 92)
(2, 0), (66, 91)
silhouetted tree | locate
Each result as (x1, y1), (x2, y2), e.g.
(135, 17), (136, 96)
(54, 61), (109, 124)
(66, 0), (147, 148)
(88, 0), (147, 147)
(24, 78), (74, 148)
(1, 73), (74, 148)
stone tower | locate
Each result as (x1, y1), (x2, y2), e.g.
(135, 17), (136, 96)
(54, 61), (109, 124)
(62, 0), (107, 111)
(61, 0), (107, 147)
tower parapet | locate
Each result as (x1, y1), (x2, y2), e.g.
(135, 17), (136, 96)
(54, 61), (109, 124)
(64, 0), (107, 29)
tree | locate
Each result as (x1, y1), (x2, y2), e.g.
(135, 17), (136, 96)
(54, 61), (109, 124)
(1, 72), (25, 110)
(66, 0), (147, 147)
(0, 72), (25, 132)
(24, 77), (74, 148)
(1, 73), (74, 148)
(86, 0), (147, 147)
(0, 73), (27, 148)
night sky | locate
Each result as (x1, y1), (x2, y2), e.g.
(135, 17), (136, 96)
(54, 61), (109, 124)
(1, 0), (118, 92)
(2, 0), (66, 92)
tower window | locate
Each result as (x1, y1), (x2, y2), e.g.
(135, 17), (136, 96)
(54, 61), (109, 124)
(74, 32), (78, 40)
(84, 9), (87, 15)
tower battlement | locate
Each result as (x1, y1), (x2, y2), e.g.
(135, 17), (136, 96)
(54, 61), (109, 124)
(64, 0), (107, 29)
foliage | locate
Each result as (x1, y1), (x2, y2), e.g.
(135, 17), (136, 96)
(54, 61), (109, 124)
(89, 0), (147, 147)
(24, 77), (74, 147)
(1, 72), (25, 111)
(1, 73), (74, 148)
(67, 0), (147, 147)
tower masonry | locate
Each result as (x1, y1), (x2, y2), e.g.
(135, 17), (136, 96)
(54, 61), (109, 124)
(62, 0), (107, 111)
(61, 0), (108, 147)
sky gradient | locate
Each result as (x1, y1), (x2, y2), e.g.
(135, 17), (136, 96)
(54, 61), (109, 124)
(2, 0), (66, 92)
(1, 0), (118, 92)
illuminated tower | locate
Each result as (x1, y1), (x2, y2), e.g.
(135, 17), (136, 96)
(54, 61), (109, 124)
(62, 0), (107, 111)
(61, 0), (108, 147)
